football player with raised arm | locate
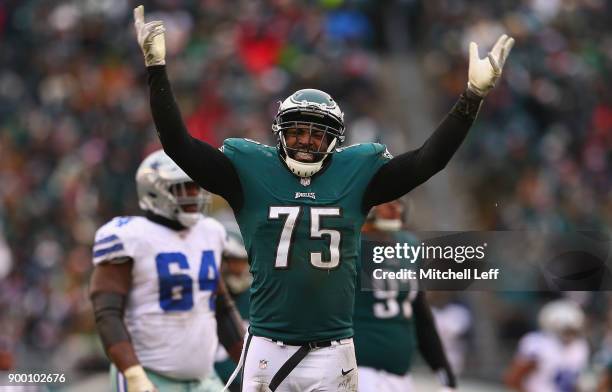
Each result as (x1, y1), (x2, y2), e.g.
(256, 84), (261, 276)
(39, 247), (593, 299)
(354, 200), (457, 392)
(89, 150), (244, 392)
(133, 5), (514, 391)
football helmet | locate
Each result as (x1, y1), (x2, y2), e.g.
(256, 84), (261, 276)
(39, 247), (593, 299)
(272, 89), (345, 177)
(538, 299), (584, 336)
(366, 199), (407, 232)
(136, 149), (211, 227)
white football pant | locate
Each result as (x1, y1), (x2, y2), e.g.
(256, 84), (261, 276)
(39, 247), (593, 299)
(358, 366), (414, 392)
(240, 335), (358, 392)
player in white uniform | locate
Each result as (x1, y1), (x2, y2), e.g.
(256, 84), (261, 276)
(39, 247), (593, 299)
(505, 299), (589, 392)
(90, 150), (245, 392)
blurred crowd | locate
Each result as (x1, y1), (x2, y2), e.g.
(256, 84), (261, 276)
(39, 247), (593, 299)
(417, 0), (612, 381)
(0, 0), (387, 372)
(420, 0), (612, 231)
(0, 0), (610, 387)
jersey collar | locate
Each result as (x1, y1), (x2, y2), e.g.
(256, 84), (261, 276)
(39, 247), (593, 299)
(145, 211), (187, 231)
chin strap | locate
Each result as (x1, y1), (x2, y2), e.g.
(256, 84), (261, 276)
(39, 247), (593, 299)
(280, 138), (337, 178)
(283, 155), (326, 178)
(145, 211), (187, 231)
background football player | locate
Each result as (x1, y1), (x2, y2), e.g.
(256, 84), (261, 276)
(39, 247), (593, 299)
(354, 200), (456, 392)
(504, 299), (589, 392)
(133, 4), (514, 391)
(215, 229), (251, 392)
(427, 292), (472, 377)
(89, 150), (244, 392)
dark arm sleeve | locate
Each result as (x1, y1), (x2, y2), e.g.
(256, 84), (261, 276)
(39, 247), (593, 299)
(413, 292), (457, 388)
(147, 65), (243, 211)
(215, 289), (245, 363)
(91, 291), (131, 348)
(362, 90), (483, 211)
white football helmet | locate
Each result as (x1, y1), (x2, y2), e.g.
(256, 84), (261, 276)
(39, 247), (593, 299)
(538, 299), (585, 336)
(136, 149), (211, 227)
(272, 89), (345, 177)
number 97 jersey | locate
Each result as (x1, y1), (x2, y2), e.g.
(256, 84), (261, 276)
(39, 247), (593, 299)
(353, 231), (420, 376)
(92, 216), (226, 380)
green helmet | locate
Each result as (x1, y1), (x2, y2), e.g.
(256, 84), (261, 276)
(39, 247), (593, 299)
(272, 89), (345, 177)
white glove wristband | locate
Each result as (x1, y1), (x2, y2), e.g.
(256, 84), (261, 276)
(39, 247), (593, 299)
(123, 365), (157, 392)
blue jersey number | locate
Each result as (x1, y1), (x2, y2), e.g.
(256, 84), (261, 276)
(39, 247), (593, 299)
(155, 250), (219, 312)
(553, 369), (578, 392)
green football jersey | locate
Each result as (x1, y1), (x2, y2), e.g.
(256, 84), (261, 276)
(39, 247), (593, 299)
(353, 231), (419, 375)
(222, 138), (391, 342)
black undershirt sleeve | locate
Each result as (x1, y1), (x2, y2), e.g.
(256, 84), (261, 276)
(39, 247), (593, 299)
(413, 292), (457, 388)
(215, 291), (246, 352)
(91, 291), (131, 348)
(362, 90), (483, 211)
(147, 65), (243, 211)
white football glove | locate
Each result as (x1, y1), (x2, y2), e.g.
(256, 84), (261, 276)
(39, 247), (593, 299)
(133, 5), (166, 67)
(467, 34), (515, 97)
(123, 365), (158, 392)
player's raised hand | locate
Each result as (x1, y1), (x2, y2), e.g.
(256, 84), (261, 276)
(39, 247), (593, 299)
(133, 5), (166, 67)
(467, 34), (515, 97)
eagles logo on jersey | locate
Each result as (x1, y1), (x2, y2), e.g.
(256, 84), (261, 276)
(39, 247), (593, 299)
(221, 138), (392, 343)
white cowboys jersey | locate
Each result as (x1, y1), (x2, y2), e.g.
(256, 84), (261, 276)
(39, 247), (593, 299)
(516, 331), (589, 392)
(92, 216), (226, 380)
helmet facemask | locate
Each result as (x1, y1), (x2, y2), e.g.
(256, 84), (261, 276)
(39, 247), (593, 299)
(272, 89), (345, 177)
(136, 150), (211, 228)
(168, 181), (211, 227)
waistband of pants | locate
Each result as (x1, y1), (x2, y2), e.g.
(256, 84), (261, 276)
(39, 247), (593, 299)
(257, 335), (353, 348)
